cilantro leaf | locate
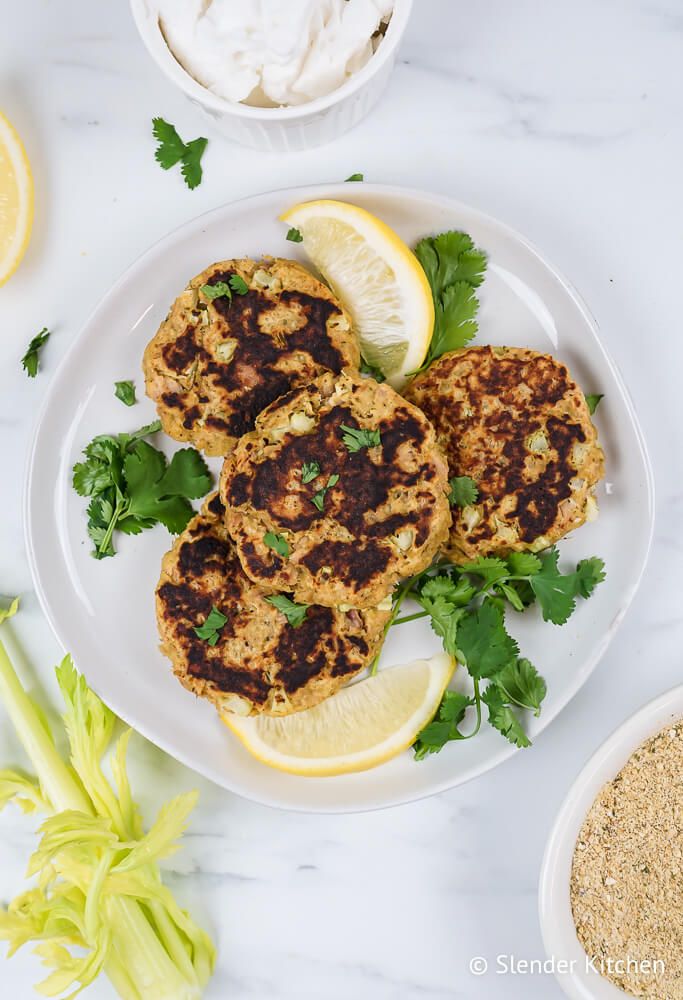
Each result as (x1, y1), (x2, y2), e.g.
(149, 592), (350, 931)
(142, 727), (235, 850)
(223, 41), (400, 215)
(456, 598), (519, 679)
(229, 274), (249, 296)
(416, 587), (465, 657)
(264, 532), (290, 558)
(421, 574), (476, 608)
(415, 231), (488, 367)
(286, 227), (303, 243)
(193, 605), (227, 646)
(123, 442), (211, 533)
(152, 118), (207, 189)
(266, 594), (310, 628)
(585, 393), (604, 415)
(494, 658), (546, 716)
(114, 380), (136, 407)
(482, 686), (531, 748)
(458, 557), (509, 588)
(201, 281), (232, 301)
(449, 476), (479, 508)
(340, 424), (382, 453)
(180, 137), (208, 190)
(505, 551), (542, 576)
(311, 474), (339, 513)
(301, 461), (321, 484)
(359, 357), (386, 383)
(413, 690), (474, 760)
(575, 557), (606, 599)
(529, 548), (577, 625)
(150, 447), (213, 501)
(21, 328), (51, 378)
(345, 173), (364, 182)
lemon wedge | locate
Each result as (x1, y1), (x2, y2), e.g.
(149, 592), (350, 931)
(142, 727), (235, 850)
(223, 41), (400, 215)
(0, 111), (33, 286)
(223, 652), (455, 776)
(280, 199), (434, 389)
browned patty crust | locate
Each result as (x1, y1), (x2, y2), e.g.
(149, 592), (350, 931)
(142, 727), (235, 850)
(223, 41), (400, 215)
(405, 346), (604, 562)
(221, 369), (452, 608)
(143, 258), (360, 456)
(156, 494), (389, 716)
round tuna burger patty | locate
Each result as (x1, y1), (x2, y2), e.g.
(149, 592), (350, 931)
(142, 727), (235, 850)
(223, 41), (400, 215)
(143, 258), (359, 457)
(405, 346), (604, 563)
(156, 494), (390, 717)
(220, 369), (452, 609)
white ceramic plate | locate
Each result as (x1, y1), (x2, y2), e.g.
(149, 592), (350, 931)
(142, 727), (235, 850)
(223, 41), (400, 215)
(25, 184), (654, 812)
(538, 685), (683, 999)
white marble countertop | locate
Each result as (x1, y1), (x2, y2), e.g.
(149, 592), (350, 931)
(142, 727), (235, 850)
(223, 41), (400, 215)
(1, 1), (682, 997)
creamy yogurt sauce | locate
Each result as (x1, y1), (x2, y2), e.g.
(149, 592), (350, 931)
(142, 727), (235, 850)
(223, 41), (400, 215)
(159, 0), (394, 107)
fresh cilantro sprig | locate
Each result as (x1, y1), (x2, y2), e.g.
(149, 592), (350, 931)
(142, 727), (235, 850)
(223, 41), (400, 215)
(340, 424), (382, 453)
(193, 605), (227, 646)
(264, 532), (291, 558)
(414, 231), (488, 370)
(114, 380), (136, 407)
(311, 474), (340, 512)
(200, 274), (249, 302)
(449, 476), (479, 508)
(266, 594), (310, 628)
(21, 328), (51, 378)
(72, 421), (212, 559)
(152, 117), (208, 190)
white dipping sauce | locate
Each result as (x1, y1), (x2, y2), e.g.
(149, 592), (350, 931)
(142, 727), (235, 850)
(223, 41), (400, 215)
(159, 0), (394, 107)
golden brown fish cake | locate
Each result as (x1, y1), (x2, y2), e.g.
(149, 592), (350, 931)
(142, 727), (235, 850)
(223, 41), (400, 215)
(220, 369), (452, 609)
(404, 346), (605, 562)
(143, 258), (359, 457)
(156, 494), (389, 717)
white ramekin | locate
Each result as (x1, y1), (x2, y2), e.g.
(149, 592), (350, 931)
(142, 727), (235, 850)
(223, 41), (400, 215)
(539, 684), (683, 999)
(130, 0), (413, 152)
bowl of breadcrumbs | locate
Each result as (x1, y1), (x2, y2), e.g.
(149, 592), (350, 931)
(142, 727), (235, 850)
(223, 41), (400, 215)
(539, 684), (683, 1000)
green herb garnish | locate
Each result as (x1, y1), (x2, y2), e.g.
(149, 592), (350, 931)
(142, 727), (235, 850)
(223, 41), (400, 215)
(359, 357), (386, 383)
(72, 421), (212, 559)
(264, 531), (291, 558)
(152, 117), (207, 189)
(340, 425), (382, 453)
(585, 393), (604, 415)
(193, 605), (228, 646)
(229, 274), (249, 295)
(21, 327), (50, 378)
(114, 380), (136, 407)
(449, 476), (479, 508)
(311, 474), (340, 512)
(200, 274), (248, 303)
(345, 173), (364, 182)
(301, 461), (321, 484)
(286, 227), (303, 243)
(414, 231), (487, 370)
(266, 594), (310, 628)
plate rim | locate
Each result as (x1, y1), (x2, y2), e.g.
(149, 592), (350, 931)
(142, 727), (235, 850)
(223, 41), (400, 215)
(23, 182), (656, 813)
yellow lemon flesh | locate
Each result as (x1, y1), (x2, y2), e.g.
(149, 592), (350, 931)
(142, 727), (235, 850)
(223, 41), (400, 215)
(223, 652), (455, 776)
(280, 199), (434, 389)
(0, 111), (34, 286)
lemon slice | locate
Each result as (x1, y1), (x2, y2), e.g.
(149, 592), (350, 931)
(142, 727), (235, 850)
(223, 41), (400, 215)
(0, 111), (34, 286)
(223, 652), (455, 776)
(280, 200), (434, 389)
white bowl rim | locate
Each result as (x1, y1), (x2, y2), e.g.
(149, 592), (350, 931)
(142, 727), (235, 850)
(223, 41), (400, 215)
(129, 0), (414, 120)
(538, 683), (683, 999)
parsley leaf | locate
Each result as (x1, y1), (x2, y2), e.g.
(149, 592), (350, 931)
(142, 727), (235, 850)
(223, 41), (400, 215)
(585, 393), (604, 415)
(413, 690), (474, 760)
(229, 274), (249, 296)
(311, 474), (339, 512)
(345, 173), (364, 182)
(494, 658), (546, 716)
(200, 281), (232, 301)
(286, 227), (303, 243)
(152, 118), (207, 190)
(21, 328), (51, 378)
(415, 231), (487, 367)
(264, 532), (291, 558)
(456, 598), (519, 679)
(193, 605), (227, 646)
(266, 594), (310, 628)
(340, 424), (382, 453)
(301, 461), (321, 484)
(359, 357), (386, 383)
(449, 476), (479, 508)
(114, 380), (136, 407)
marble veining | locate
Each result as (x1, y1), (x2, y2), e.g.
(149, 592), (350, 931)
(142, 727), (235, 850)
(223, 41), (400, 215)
(1, 1), (682, 997)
